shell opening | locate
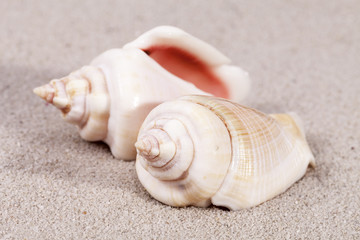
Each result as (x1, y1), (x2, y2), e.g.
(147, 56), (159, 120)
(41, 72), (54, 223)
(143, 46), (230, 99)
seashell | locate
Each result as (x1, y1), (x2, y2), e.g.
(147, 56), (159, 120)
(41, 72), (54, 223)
(135, 95), (315, 210)
(33, 26), (250, 160)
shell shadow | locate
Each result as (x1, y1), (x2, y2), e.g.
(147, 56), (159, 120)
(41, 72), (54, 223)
(302, 131), (331, 185)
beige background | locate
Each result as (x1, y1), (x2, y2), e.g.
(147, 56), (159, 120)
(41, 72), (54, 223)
(0, 0), (359, 239)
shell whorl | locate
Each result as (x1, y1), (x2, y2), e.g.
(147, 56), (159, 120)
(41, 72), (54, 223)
(135, 118), (194, 181)
(135, 95), (315, 210)
(136, 98), (232, 207)
(34, 66), (110, 141)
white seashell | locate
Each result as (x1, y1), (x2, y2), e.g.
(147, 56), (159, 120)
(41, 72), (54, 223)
(33, 26), (250, 160)
(135, 95), (315, 210)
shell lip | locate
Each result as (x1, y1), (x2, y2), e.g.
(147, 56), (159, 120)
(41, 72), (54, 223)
(123, 26), (252, 101)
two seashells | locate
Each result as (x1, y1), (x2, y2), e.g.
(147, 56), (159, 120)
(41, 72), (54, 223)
(34, 26), (314, 210)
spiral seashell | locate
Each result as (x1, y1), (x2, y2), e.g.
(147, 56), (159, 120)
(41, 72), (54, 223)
(33, 26), (250, 160)
(135, 95), (315, 210)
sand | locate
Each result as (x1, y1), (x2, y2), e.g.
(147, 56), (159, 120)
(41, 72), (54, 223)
(0, 0), (359, 239)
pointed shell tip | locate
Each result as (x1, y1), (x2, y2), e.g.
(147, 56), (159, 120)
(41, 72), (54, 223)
(135, 140), (146, 152)
(135, 137), (160, 159)
(33, 86), (44, 98)
(33, 84), (55, 103)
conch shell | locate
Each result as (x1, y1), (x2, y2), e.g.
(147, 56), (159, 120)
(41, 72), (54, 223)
(135, 95), (315, 210)
(33, 26), (250, 160)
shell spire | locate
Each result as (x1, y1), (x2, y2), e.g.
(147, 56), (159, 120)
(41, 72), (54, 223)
(135, 137), (160, 160)
(136, 119), (194, 181)
(33, 84), (56, 104)
(136, 129), (177, 168)
(33, 80), (71, 112)
(34, 66), (110, 142)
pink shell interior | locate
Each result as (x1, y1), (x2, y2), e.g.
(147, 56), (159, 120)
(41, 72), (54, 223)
(143, 46), (229, 99)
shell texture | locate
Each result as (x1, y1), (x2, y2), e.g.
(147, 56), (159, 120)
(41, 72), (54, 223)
(33, 26), (250, 160)
(135, 95), (315, 210)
